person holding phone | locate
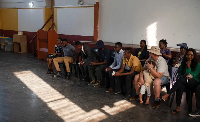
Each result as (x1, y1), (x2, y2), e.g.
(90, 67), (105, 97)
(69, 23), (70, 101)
(162, 48), (200, 116)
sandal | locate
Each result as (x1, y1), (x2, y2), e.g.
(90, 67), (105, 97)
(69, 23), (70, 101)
(171, 110), (180, 114)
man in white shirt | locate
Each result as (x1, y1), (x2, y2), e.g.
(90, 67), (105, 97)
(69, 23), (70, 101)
(105, 42), (124, 93)
(134, 46), (170, 109)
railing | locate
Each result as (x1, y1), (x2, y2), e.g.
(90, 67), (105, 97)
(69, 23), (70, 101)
(48, 23), (55, 32)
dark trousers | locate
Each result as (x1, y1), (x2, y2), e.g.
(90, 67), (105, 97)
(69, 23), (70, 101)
(88, 64), (108, 85)
(169, 77), (200, 108)
(115, 70), (138, 96)
(80, 61), (91, 81)
(107, 69), (119, 89)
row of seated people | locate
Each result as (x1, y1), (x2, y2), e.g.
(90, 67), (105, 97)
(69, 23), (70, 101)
(46, 38), (200, 117)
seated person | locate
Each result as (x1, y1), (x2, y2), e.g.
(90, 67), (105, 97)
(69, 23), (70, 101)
(134, 40), (149, 66)
(159, 39), (172, 64)
(134, 46), (170, 109)
(105, 42), (124, 93)
(53, 39), (75, 79)
(162, 48), (200, 116)
(75, 41), (98, 82)
(114, 48), (142, 99)
(138, 60), (156, 105)
(46, 38), (62, 74)
(173, 43), (188, 68)
(88, 40), (110, 86)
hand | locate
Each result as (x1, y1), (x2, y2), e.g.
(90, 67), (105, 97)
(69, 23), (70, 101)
(115, 72), (121, 76)
(90, 62), (96, 66)
(53, 53), (56, 56)
(186, 61), (191, 68)
(72, 61), (76, 64)
(80, 61), (84, 65)
(105, 67), (112, 72)
(186, 74), (193, 80)
(147, 62), (153, 70)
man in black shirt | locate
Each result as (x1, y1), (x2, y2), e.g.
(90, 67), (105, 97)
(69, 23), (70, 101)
(88, 40), (110, 87)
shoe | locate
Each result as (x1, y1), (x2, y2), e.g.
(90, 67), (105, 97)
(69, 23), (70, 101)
(53, 71), (61, 77)
(47, 69), (52, 74)
(122, 95), (130, 100)
(152, 101), (161, 109)
(66, 72), (71, 79)
(115, 91), (122, 95)
(94, 81), (100, 86)
(106, 88), (114, 93)
(129, 95), (139, 101)
(189, 111), (200, 117)
(89, 79), (96, 85)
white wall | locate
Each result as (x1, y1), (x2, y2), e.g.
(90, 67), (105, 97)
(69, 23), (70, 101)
(98, 0), (200, 49)
(18, 9), (44, 32)
(0, 0), (50, 8)
(55, 0), (96, 6)
(57, 7), (94, 36)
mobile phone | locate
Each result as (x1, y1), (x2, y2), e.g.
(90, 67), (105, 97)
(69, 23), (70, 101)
(112, 71), (116, 76)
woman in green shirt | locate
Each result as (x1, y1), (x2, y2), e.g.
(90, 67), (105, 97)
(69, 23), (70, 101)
(162, 48), (200, 116)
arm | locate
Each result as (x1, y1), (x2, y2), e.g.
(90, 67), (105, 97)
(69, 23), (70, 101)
(117, 64), (125, 73)
(112, 53), (124, 69)
(83, 46), (92, 63)
(149, 68), (164, 78)
(186, 63), (200, 78)
(120, 66), (136, 76)
(92, 60), (108, 65)
(162, 49), (172, 59)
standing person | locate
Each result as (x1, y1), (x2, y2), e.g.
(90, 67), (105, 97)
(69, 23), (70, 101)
(162, 48), (200, 116)
(75, 41), (97, 82)
(134, 46), (170, 108)
(105, 42), (124, 93)
(53, 39), (75, 79)
(114, 48), (142, 99)
(135, 40), (149, 66)
(159, 39), (172, 64)
(46, 38), (62, 74)
(88, 40), (110, 87)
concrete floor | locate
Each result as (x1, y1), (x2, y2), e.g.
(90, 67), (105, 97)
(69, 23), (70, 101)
(0, 51), (200, 122)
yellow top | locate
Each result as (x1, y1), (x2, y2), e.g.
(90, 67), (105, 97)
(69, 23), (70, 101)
(138, 51), (141, 58)
(0, 37), (9, 38)
(123, 54), (142, 72)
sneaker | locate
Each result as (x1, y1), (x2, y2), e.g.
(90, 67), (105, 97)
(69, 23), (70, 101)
(53, 71), (61, 77)
(94, 81), (100, 86)
(106, 88), (114, 93)
(114, 91), (122, 95)
(66, 72), (71, 79)
(152, 101), (161, 109)
(89, 79), (96, 85)
(47, 69), (51, 74)
(189, 111), (200, 117)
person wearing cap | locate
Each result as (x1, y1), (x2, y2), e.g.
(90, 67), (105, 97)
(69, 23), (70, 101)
(133, 46), (170, 108)
(173, 43), (188, 67)
(53, 39), (75, 79)
(114, 48), (142, 99)
(88, 40), (110, 86)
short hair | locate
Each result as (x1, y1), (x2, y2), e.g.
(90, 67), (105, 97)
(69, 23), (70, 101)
(159, 39), (168, 47)
(115, 42), (122, 47)
(62, 39), (68, 42)
(57, 38), (62, 41)
(124, 48), (132, 54)
(75, 41), (82, 46)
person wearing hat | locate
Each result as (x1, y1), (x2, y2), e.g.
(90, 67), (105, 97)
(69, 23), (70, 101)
(173, 43), (188, 67)
(88, 40), (110, 86)
(133, 46), (170, 108)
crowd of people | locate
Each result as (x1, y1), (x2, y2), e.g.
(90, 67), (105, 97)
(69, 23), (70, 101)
(46, 38), (200, 117)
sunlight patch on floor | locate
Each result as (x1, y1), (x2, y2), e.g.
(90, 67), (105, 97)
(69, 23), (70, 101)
(14, 71), (135, 122)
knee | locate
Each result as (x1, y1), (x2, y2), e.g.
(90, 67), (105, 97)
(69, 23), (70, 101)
(153, 78), (161, 86)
